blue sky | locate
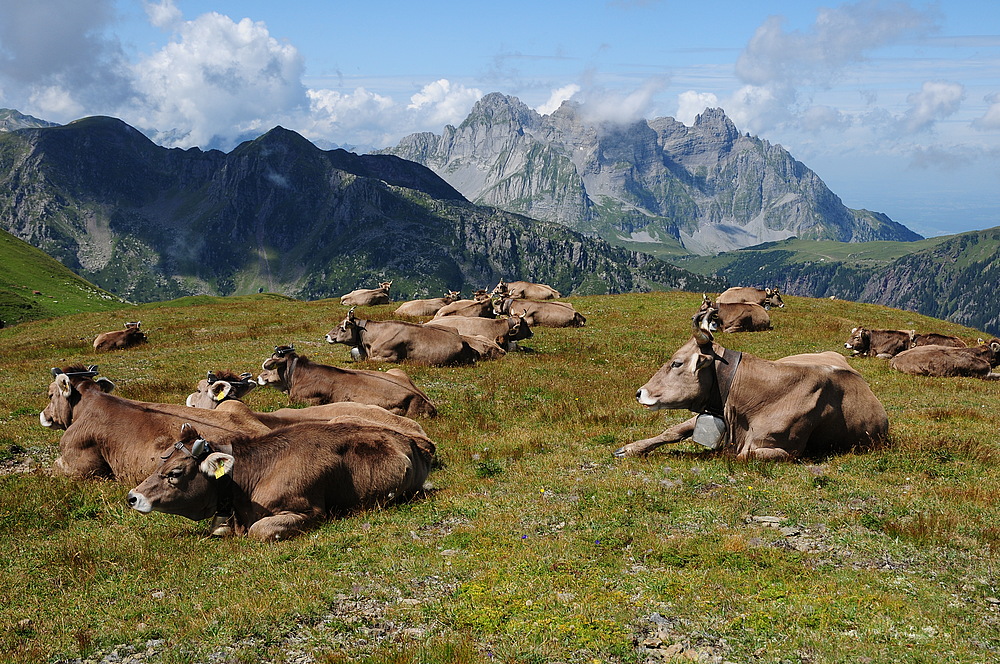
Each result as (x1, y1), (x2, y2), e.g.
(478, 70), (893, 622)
(1, 1), (998, 237)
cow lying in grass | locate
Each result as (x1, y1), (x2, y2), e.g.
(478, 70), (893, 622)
(185, 370), (434, 442)
(93, 321), (147, 351)
(491, 279), (561, 300)
(716, 287), (784, 309)
(326, 309), (480, 366)
(493, 297), (585, 327)
(394, 290), (461, 317)
(341, 281), (392, 307)
(256, 346), (437, 417)
(41, 366), (271, 484)
(424, 313), (533, 351)
(127, 419), (435, 541)
(698, 295), (770, 333)
(890, 340), (1000, 379)
(615, 310), (888, 461)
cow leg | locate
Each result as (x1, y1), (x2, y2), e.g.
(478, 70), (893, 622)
(53, 448), (111, 479)
(614, 416), (697, 457)
(247, 512), (315, 541)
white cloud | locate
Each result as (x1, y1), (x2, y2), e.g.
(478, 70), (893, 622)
(130, 12), (308, 148)
(676, 91), (719, 125)
(902, 81), (965, 133)
(736, 2), (936, 88)
(729, 1), (938, 135)
(407, 79), (483, 128)
(575, 77), (668, 125)
(972, 92), (1000, 131)
(143, 0), (183, 30)
(537, 84), (581, 115)
(0, 0), (133, 118)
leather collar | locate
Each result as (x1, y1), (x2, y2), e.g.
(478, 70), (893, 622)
(703, 346), (742, 417)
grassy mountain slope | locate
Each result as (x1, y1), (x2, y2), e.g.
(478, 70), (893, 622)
(0, 228), (129, 326)
(1, 291), (997, 663)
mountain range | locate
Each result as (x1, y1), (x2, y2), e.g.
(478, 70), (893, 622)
(383, 93), (921, 255)
(0, 115), (723, 306)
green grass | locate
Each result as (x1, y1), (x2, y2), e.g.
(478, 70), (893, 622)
(1, 291), (999, 663)
(0, 229), (131, 326)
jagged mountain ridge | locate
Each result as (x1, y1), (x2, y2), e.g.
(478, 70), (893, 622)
(0, 116), (725, 303)
(383, 93), (920, 255)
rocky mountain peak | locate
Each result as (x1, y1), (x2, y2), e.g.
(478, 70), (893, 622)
(385, 94), (921, 254)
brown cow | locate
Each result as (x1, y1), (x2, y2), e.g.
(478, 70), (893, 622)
(614, 310), (888, 461)
(716, 287), (784, 309)
(493, 297), (585, 327)
(394, 290), (461, 317)
(93, 321), (148, 351)
(340, 281), (392, 307)
(844, 327), (914, 358)
(890, 341), (1000, 379)
(431, 293), (496, 319)
(698, 296), (770, 333)
(912, 333), (967, 348)
(326, 309), (479, 366)
(424, 313), (533, 350)
(256, 345), (437, 417)
(492, 279), (561, 300)
(40, 366), (270, 484)
(186, 370), (259, 408)
(127, 420), (434, 540)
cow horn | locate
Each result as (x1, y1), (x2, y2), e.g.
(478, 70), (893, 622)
(50, 367), (63, 377)
(206, 371), (217, 384)
(347, 307), (356, 320)
(191, 438), (207, 457)
(239, 372), (253, 381)
(691, 311), (714, 347)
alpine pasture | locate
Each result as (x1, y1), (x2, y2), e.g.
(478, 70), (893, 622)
(1, 291), (998, 663)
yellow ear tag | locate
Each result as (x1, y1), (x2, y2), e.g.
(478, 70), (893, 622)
(214, 464), (227, 479)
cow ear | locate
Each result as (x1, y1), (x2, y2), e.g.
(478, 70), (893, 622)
(55, 373), (73, 397)
(200, 452), (234, 479)
(695, 354), (714, 372)
(95, 378), (116, 393)
(211, 382), (232, 401)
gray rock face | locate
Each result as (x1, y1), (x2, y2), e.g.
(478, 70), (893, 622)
(384, 93), (921, 254)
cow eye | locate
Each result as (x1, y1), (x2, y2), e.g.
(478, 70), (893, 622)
(670, 360), (684, 369)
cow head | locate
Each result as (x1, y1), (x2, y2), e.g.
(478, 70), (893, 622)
(443, 290), (461, 303)
(764, 288), (785, 309)
(257, 355), (290, 390)
(127, 423), (233, 522)
(186, 370), (257, 409)
(635, 311), (720, 412)
(325, 308), (362, 346)
(505, 312), (533, 343)
(491, 280), (509, 297)
(844, 327), (870, 355)
(40, 366), (115, 429)
(379, 280), (393, 291)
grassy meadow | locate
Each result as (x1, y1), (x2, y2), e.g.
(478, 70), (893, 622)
(1, 291), (998, 663)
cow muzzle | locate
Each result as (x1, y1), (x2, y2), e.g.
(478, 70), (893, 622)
(635, 388), (663, 409)
(127, 490), (153, 513)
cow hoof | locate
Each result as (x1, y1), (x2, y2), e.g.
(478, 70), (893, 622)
(209, 515), (234, 537)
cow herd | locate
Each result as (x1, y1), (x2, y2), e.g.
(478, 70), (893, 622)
(40, 281), (997, 540)
(845, 326), (1000, 379)
(44, 278), (586, 540)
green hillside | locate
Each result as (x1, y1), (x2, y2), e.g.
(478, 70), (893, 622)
(0, 229), (130, 326)
(672, 235), (953, 275)
(1, 291), (998, 663)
